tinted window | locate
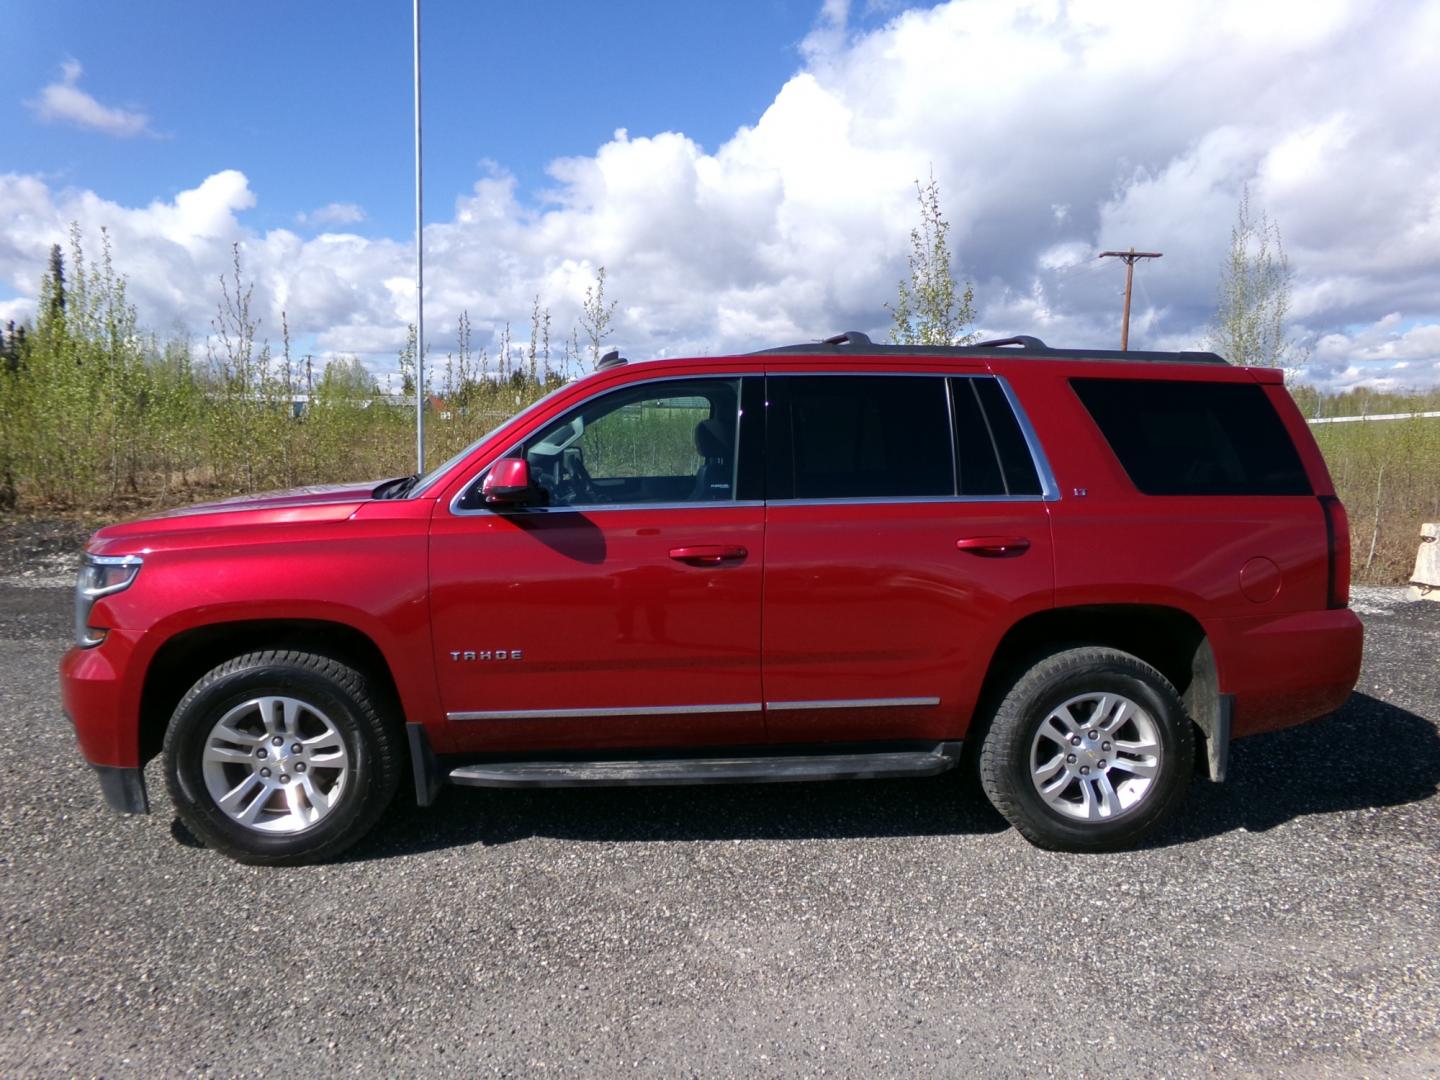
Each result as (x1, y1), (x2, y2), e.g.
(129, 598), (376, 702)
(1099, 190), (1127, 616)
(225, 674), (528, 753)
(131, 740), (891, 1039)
(1071, 378), (1311, 496)
(771, 376), (952, 499)
(951, 378), (1043, 496)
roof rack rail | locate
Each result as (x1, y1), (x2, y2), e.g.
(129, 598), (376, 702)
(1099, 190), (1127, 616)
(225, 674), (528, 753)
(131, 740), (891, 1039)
(749, 332), (1229, 365)
(821, 330), (874, 347)
(970, 335), (1047, 350)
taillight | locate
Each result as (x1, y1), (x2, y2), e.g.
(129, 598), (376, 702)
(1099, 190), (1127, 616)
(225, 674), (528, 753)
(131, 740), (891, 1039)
(1319, 496), (1351, 609)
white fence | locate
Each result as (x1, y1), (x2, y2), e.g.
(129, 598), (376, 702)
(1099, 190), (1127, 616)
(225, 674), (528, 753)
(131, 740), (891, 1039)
(1308, 410), (1440, 425)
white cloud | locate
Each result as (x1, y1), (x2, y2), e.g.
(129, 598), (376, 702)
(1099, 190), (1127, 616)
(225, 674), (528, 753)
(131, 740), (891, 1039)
(296, 202), (366, 228)
(1302, 316), (1440, 392)
(26, 59), (155, 138)
(3, 0), (1440, 391)
(0, 297), (34, 327)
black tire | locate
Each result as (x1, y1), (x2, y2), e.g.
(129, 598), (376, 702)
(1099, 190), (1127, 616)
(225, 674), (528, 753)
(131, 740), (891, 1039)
(163, 650), (402, 865)
(978, 647), (1193, 852)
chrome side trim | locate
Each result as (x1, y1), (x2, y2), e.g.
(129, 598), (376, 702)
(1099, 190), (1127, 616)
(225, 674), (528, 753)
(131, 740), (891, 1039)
(764, 370), (985, 377)
(449, 372), (753, 517)
(764, 697), (941, 711)
(993, 375), (1061, 502)
(448, 371), (1059, 512)
(457, 500), (764, 517)
(449, 702), (764, 721)
(768, 495), (1045, 507)
(448, 697), (940, 721)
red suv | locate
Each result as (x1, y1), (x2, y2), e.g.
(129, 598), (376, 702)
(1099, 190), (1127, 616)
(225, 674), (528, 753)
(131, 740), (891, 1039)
(60, 332), (1363, 863)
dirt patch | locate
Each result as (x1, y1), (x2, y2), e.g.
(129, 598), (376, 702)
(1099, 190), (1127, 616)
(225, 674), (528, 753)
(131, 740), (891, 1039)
(0, 517), (98, 586)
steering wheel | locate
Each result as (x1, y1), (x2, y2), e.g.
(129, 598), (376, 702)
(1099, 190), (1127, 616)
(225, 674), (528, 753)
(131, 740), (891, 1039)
(554, 449), (598, 505)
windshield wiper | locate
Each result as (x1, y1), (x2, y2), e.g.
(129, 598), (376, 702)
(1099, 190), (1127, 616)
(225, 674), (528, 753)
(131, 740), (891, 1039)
(373, 474), (420, 500)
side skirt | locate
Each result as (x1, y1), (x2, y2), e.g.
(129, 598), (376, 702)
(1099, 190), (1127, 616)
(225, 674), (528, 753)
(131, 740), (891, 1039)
(443, 741), (963, 790)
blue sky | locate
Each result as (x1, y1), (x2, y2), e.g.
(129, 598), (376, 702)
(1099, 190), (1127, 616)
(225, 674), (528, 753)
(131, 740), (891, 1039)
(6, 1), (901, 240)
(4, 0), (1440, 391)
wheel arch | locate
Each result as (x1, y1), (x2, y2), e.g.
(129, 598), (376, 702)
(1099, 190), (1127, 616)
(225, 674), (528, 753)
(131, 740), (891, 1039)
(971, 604), (1226, 777)
(138, 619), (406, 766)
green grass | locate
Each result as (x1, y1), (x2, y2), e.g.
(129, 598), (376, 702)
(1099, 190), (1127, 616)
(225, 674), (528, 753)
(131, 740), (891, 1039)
(1312, 415), (1440, 585)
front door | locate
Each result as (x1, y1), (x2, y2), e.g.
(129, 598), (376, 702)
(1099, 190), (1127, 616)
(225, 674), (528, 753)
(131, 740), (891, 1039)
(430, 375), (766, 753)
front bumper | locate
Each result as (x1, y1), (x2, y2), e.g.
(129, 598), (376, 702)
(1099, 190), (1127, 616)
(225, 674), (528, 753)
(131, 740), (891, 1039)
(59, 628), (146, 767)
(61, 629), (154, 815)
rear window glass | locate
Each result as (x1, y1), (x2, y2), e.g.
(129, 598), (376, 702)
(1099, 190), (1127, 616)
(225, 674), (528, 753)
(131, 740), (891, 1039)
(1070, 378), (1311, 496)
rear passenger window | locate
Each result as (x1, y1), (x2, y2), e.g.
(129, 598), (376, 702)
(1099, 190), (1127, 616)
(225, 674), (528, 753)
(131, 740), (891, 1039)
(771, 376), (952, 499)
(1071, 378), (1311, 496)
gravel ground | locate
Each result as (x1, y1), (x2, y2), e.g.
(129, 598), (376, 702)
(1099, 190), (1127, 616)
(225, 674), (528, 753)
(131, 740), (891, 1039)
(1, 529), (1437, 1078)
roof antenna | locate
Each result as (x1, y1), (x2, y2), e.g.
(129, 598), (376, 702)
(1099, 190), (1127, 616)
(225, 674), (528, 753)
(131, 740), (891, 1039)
(597, 349), (626, 370)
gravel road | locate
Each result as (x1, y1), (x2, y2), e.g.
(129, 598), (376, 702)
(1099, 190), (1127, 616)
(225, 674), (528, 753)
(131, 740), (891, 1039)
(2, 531), (1437, 1078)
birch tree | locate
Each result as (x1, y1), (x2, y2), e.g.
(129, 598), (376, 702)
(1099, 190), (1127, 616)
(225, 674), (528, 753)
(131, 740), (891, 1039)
(1210, 187), (1300, 369)
(888, 174), (976, 345)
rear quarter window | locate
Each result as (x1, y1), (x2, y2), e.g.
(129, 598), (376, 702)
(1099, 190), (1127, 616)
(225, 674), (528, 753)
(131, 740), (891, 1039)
(1070, 378), (1311, 496)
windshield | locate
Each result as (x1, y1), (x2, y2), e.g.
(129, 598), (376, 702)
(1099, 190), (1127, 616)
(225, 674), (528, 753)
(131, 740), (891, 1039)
(409, 381), (575, 497)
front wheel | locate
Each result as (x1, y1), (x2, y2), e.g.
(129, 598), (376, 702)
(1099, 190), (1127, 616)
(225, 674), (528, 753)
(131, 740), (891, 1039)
(163, 651), (402, 865)
(978, 647), (1194, 852)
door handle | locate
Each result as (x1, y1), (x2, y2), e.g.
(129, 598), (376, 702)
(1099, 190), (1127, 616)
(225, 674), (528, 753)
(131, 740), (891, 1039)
(669, 545), (748, 566)
(955, 536), (1031, 558)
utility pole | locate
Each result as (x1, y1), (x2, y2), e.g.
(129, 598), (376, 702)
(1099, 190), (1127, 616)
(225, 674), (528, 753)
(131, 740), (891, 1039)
(413, 0), (426, 472)
(1098, 246), (1161, 350)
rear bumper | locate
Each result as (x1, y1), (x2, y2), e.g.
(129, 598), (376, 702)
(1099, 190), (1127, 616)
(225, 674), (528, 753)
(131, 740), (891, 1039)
(1211, 607), (1364, 738)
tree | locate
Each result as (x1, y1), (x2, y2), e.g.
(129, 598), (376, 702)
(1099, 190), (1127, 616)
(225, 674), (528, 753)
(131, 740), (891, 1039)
(316, 356), (377, 399)
(887, 173), (975, 345)
(0, 321), (23, 373)
(210, 243), (259, 391)
(397, 324), (417, 395)
(526, 294), (550, 384)
(580, 266), (618, 369)
(46, 244), (66, 320)
(1210, 186), (1299, 369)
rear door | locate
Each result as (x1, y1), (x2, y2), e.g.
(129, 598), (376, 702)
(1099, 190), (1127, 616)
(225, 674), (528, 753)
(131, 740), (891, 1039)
(760, 372), (1056, 745)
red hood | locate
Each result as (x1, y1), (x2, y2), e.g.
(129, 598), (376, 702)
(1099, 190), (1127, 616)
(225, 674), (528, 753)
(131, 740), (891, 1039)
(86, 481), (387, 552)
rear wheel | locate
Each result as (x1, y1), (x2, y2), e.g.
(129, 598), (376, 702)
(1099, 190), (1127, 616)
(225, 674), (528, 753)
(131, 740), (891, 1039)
(979, 647), (1193, 851)
(163, 651), (401, 865)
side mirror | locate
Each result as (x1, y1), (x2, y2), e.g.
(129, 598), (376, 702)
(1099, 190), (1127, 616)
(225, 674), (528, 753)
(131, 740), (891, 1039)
(481, 458), (536, 506)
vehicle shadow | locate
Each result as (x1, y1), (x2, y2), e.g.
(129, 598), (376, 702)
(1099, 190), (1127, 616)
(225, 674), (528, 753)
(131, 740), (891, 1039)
(360, 769), (1009, 859)
(350, 692), (1438, 861)
(1146, 691), (1440, 847)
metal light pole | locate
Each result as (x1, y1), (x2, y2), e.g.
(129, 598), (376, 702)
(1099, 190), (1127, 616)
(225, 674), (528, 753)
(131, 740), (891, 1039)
(1098, 246), (1162, 350)
(413, 0), (425, 472)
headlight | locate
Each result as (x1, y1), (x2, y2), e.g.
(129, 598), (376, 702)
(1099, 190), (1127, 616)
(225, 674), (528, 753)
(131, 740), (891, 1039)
(75, 554), (143, 648)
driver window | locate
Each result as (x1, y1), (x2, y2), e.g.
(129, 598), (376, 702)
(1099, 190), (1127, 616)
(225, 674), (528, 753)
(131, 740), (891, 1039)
(522, 378), (740, 507)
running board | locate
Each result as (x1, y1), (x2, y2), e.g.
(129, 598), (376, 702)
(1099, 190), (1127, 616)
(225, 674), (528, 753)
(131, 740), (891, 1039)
(446, 742), (963, 789)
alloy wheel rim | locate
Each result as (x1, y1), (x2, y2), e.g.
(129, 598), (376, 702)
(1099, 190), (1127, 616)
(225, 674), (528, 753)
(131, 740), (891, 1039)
(1028, 691), (1162, 822)
(200, 696), (350, 835)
